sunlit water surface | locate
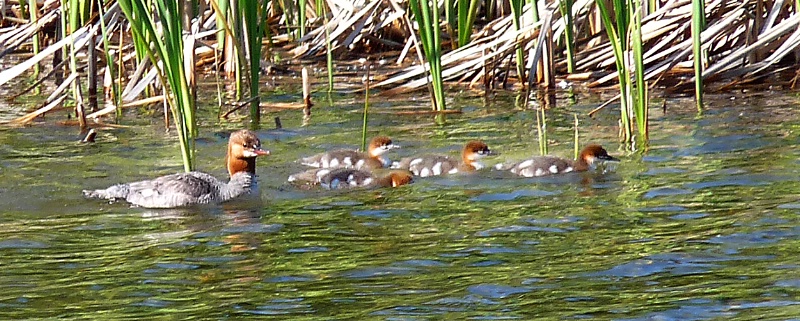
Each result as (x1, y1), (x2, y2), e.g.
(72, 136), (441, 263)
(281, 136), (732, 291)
(1, 86), (799, 320)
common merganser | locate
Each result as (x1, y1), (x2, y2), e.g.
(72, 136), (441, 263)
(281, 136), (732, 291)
(83, 130), (269, 208)
(300, 136), (399, 170)
(288, 168), (413, 189)
(495, 144), (619, 177)
(392, 141), (495, 177)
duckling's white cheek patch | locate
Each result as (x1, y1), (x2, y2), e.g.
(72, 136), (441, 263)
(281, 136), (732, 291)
(549, 165), (559, 174)
(342, 157), (352, 166)
(448, 168), (459, 174)
(329, 158), (340, 167)
(535, 168), (546, 176)
(356, 159), (366, 168)
(563, 167), (573, 173)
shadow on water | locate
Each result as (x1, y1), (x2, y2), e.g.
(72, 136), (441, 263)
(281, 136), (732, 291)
(1, 91), (800, 319)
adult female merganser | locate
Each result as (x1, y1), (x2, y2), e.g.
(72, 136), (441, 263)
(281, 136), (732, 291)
(496, 144), (619, 177)
(288, 168), (413, 189)
(392, 140), (495, 177)
(83, 130), (269, 208)
(300, 136), (399, 170)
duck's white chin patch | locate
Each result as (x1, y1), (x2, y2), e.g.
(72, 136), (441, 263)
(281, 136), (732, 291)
(243, 150), (261, 157)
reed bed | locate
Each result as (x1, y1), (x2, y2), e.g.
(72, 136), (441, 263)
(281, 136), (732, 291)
(0, 0), (797, 144)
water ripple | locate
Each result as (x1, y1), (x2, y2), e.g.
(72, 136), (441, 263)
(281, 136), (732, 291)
(0, 238), (48, 249)
(642, 187), (693, 199)
(467, 284), (532, 299)
(589, 253), (727, 278)
(476, 225), (567, 237)
(470, 189), (559, 202)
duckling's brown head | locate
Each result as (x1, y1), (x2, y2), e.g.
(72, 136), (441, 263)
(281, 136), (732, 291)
(368, 136), (400, 157)
(227, 130), (269, 176)
(580, 144), (618, 166)
(388, 170), (414, 187)
(462, 140), (495, 162)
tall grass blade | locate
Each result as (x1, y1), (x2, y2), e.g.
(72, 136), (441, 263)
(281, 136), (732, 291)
(558, 0), (575, 73)
(408, 0), (446, 111)
(27, 0), (41, 76)
(631, 0), (648, 142)
(241, 0), (267, 125)
(536, 106), (547, 155)
(529, 0), (539, 22)
(298, 0), (307, 38)
(216, 0), (230, 50)
(324, 11), (334, 92)
(594, 0), (631, 143)
(691, 0), (704, 112)
(509, 0), (526, 82)
(361, 62), (370, 151)
(118, 0), (197, 171)
(456, 0), (480, 47)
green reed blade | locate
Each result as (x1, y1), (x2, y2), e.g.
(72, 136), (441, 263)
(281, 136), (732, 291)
(631, 0), (647, 142)
(96, 0), (121, 110)
(692, 0), (705, 112)
(558, 0), (575, 73)
(119, 0), (196, 171)
(408, 0), (446, 111)
(509, 0), (525, 82)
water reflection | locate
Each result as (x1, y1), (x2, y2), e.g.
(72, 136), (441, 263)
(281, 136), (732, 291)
(1, 94), (800, 319)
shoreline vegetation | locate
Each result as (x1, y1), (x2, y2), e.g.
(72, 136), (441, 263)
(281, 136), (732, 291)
(0, 0), (798, 166)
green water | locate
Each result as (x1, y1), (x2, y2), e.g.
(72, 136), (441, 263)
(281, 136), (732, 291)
(1, 89), (800, 320)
